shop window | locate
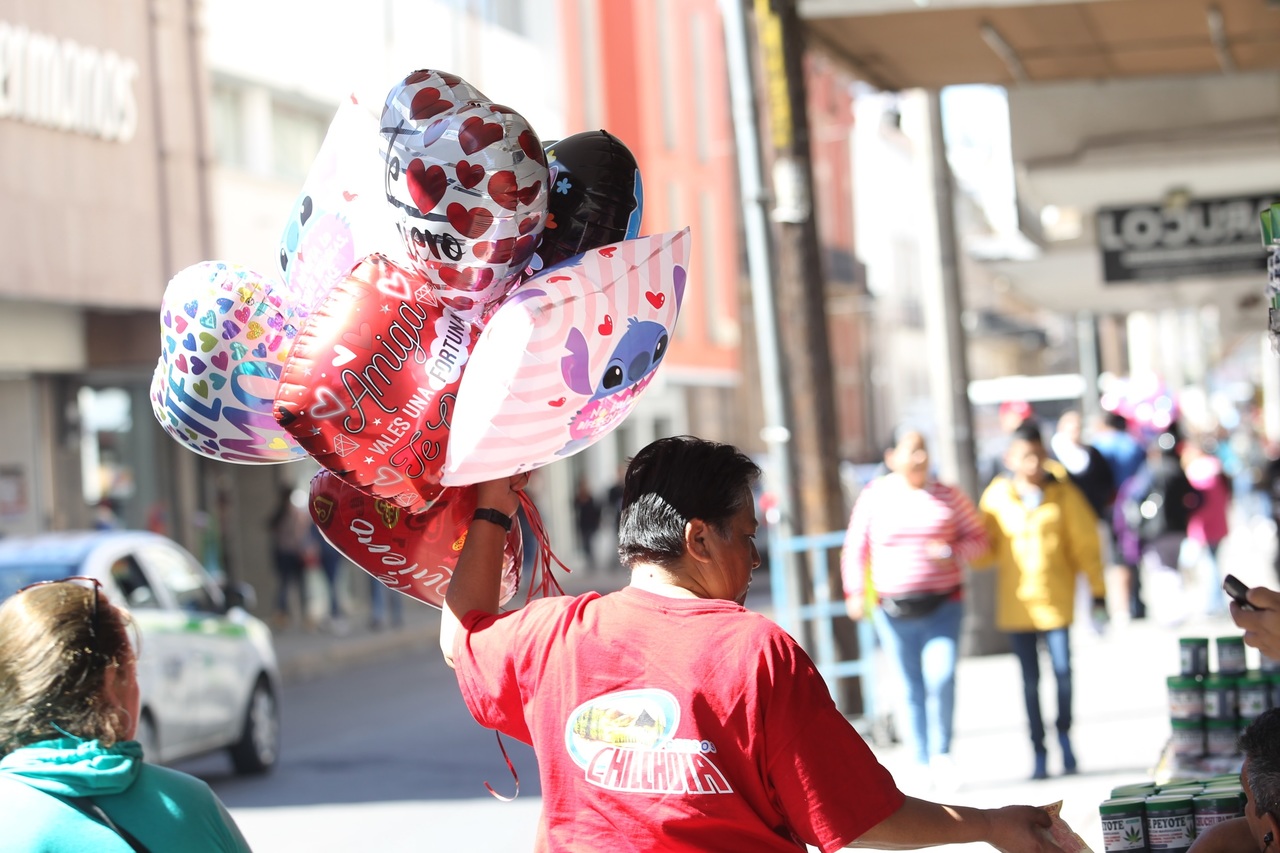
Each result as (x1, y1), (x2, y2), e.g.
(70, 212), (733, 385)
(78, 387), (134, 529)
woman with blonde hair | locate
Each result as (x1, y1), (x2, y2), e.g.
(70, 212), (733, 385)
(0, 578), (252, 851)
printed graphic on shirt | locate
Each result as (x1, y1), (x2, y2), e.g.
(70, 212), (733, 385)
(564, 688), (733, 795)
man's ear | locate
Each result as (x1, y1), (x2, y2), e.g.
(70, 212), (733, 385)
(1262, 812), (1279, 850)
(685, 519), (713, 563)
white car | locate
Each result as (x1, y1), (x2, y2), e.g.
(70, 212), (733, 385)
(0, 530), (281, 775)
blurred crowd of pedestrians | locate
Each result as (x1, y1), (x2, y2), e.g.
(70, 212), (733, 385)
(841, 398), (1280, 792)
(267, 485), (403, 636)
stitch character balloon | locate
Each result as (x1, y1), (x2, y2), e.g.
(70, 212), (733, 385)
(277, 94), (406, 313)
(441, 229), (689, 485)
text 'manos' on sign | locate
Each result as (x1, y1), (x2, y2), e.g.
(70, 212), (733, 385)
(1097, 193), (1278, 284)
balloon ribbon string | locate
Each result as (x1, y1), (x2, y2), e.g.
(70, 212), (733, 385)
(518, 491), (571, 603)
(483, 730), (520, 802)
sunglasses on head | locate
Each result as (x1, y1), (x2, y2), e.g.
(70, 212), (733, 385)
(17, 576), (103, 643)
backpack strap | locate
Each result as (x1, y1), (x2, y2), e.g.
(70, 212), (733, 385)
(49, 792), (150, 853)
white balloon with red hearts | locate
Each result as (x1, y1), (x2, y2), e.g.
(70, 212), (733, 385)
(380, 75), (549, 319)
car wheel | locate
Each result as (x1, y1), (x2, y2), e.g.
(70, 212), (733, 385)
(135, 710), (159, 764)
(229, 677), (279, 775)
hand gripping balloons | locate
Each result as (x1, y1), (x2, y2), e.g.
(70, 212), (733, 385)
(274, 253), (480, 513)
(441, 229), (689, 485)
(530, 130), (644, 273)
(380, 71), (549, 317)
(309, 470), (520, 609)
(152, 262), (308, 464)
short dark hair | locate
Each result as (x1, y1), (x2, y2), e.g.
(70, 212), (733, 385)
(1011, 419), (1043, 445)
(1241, 708), (1280, 820)
(1104, 412), (1128, 432)
(617, 436), (760, 569)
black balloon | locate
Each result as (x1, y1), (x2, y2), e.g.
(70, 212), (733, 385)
(534, 130), (644, 270)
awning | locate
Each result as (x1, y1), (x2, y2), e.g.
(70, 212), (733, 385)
(799, 0), (1280, 91)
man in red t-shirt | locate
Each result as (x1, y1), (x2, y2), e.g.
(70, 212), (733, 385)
(441, 436), (1064, 853)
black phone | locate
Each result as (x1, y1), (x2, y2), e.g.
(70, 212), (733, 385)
(1223, 574), (1257, 611)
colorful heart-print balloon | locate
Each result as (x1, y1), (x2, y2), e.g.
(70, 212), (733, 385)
(152, 262), (307, 464)
(440, 229), (689, 485)
(380, 71), (549, 318)
(277, 94), (407, 313)
(529, 130), (644, 273)
(274, 253), (481, 512)
(309, 470), (520, 610)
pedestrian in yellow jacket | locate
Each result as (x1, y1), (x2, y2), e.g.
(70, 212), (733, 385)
(976, 420), (1106, 782)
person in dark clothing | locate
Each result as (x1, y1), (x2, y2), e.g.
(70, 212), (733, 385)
(1121, 431), (1202, 624)
(1093, 412), (1147, 619)
(572, 476), (603, 572)
(1049, 410), (1116, 520)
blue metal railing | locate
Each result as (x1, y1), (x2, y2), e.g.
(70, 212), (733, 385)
(768, 529), (877, 721)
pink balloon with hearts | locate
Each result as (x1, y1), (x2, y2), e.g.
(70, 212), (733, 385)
(441, 229), (689, 485)
(151, 262), (308, 464)
(380, 71), (549, 318)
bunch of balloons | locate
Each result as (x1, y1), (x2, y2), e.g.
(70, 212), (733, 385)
(151, 69), (689, 609)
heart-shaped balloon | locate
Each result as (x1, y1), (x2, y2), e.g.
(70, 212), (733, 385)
(277, 94), (406, 314)
(152, 262), (308, 464)
(529, 130), (644, 273)
(381, 71), (549, 318)
(309, 470), (520, 609)
(275, 253), (480, 511)
(442, 229), (689, 485)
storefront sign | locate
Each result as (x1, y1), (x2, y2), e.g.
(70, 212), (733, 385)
(0, 20), (138, 142)
(1097, 192), (1278, 283)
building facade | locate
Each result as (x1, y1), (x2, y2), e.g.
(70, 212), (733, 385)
(0, 0), (212, 549)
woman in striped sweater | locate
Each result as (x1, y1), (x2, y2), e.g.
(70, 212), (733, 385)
(841, 430), (988, 791)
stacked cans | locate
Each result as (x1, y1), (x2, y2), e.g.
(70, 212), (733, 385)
(1101, 777), (1245, 853)
(1168, 636), (1274, 759)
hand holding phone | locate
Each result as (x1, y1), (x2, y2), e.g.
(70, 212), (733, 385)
(1224, 574), (1257, 611)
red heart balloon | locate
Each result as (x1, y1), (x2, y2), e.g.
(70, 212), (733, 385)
(309, 470), (521, 609)
(274, 254), (481, 513)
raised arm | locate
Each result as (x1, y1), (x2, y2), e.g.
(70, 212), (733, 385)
(440, 473), (528, 668)
(850, 797), (1061, 853)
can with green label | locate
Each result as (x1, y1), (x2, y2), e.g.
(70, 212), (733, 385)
(1145, 794), (1195, 853)
(1170, 718), (1205, 758)
(1101, 797), (1148, 853)
(1181, 638), (1210, 677)
(1203, 675), (1237, 720)
(1113, 782), (1159, 798)
(1168, 676), (1205, 720)
(1239, 672), (1270, 718)
(1194, 791), (1245, 834)
(1206, 719), (1239, 756)
(1218, 636), (1248, 676)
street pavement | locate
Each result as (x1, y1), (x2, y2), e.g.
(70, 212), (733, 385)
(262, 513), (1279, 852)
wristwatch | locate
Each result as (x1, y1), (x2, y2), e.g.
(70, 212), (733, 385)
(472, 507), (513, 532)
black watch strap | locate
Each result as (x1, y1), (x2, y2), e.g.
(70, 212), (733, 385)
(472, 507), (513, 532)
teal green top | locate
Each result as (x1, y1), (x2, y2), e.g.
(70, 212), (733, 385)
(0, 736), (252, 852)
